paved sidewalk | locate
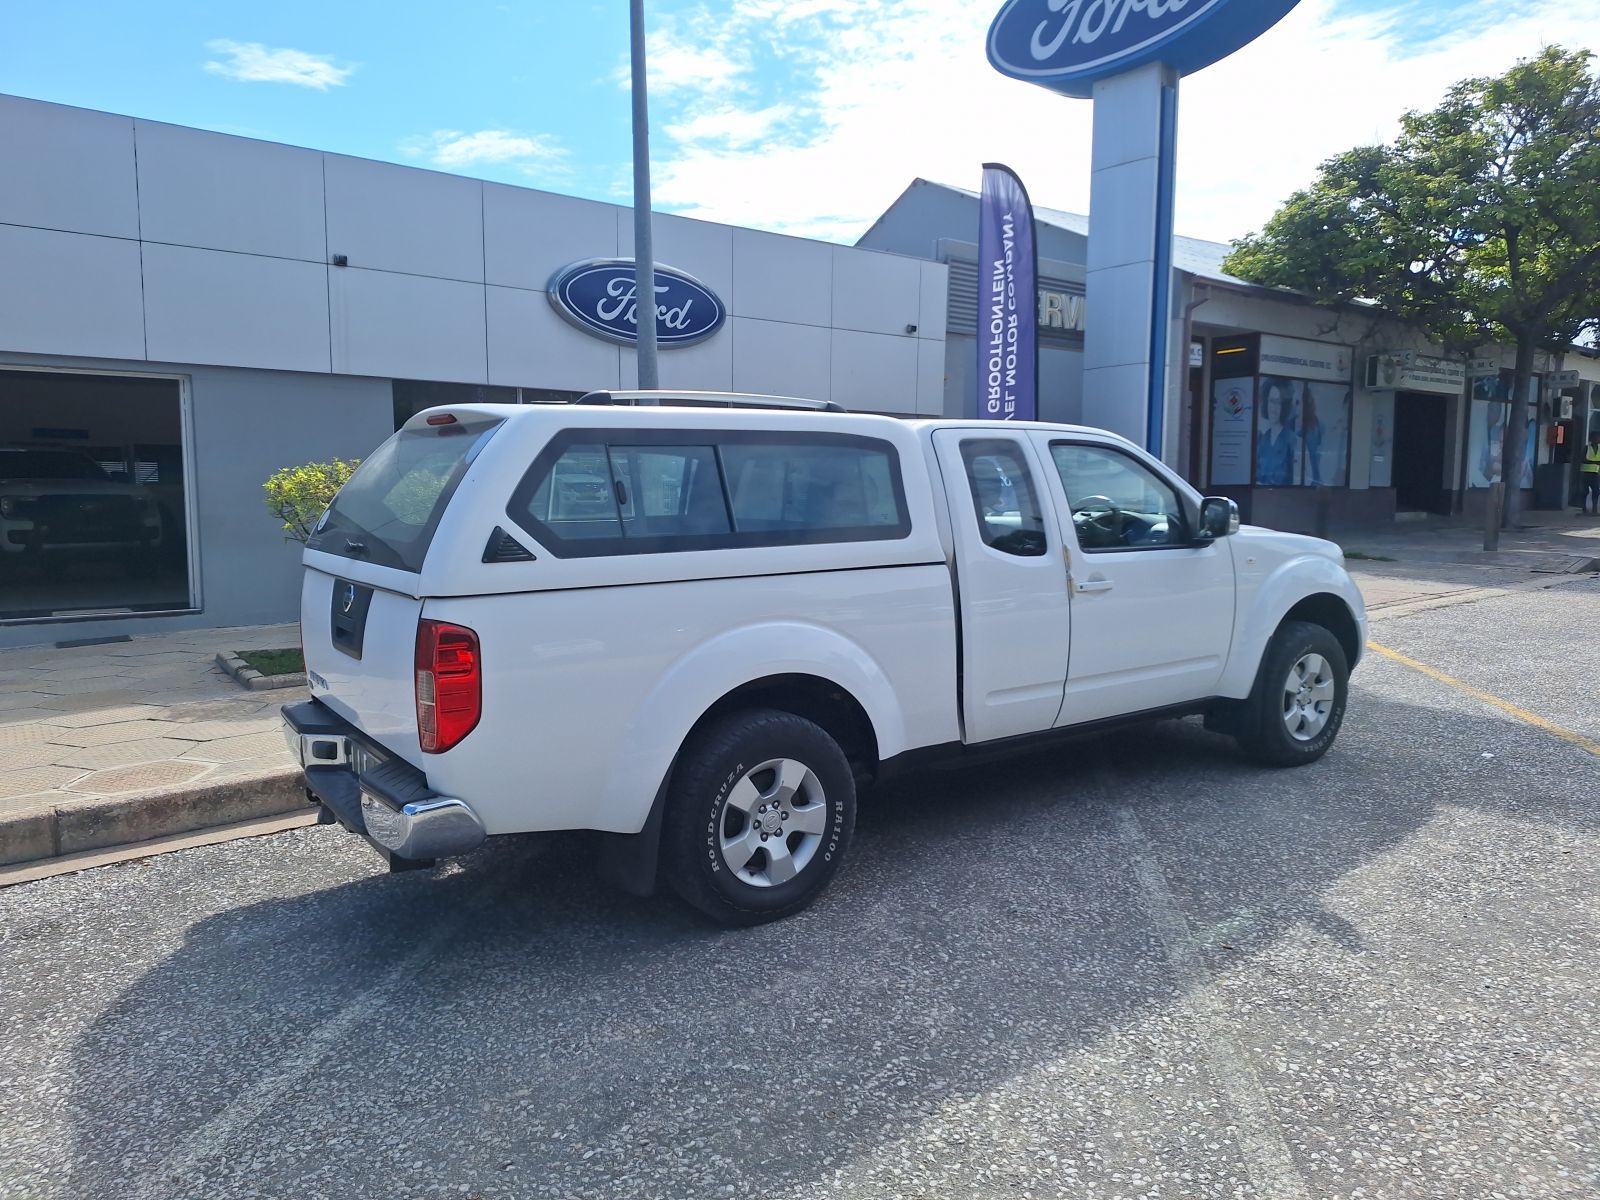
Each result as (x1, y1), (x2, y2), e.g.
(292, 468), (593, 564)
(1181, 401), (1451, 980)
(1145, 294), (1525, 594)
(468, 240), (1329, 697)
(1340, 513), (1600, 570)
(0, 624), (306, 866)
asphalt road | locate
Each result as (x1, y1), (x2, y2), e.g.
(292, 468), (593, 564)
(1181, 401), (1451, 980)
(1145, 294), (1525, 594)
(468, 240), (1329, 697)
(3, 575), (1597, 1200)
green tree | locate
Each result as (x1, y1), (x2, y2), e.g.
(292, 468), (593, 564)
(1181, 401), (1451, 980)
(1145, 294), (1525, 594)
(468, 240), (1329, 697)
(1226, 46), (1600, 532)
(263, 458), (360, 543)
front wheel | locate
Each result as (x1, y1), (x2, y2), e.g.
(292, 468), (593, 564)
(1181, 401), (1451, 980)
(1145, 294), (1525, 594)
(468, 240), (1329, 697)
(661, 709), (856, 926)
(1234, 620), (1349, 766)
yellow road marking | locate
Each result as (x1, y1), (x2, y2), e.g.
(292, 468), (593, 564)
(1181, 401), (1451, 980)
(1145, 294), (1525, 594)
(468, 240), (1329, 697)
(1367, 641), (1600, 758)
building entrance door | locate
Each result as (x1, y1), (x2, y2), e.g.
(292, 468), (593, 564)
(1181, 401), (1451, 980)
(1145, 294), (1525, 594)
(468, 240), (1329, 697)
(1392, 392), (1449, 514)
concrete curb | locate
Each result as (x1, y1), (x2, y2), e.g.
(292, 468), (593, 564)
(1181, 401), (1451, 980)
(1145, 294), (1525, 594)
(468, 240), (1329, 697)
(215, 651), (307, 691)
(0, 767), (308, 868)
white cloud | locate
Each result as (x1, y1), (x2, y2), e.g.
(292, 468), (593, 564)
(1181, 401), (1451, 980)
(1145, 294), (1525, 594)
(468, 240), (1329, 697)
(616, 24), (748, 95)
(641, 0), (1600, 245)
(401, 129), (569, 179)
(664, 104), (793, 147)
(203, 40), (355, 90)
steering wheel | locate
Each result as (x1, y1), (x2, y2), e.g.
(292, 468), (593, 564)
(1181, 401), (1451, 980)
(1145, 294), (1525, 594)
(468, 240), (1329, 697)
(1072, 494), (1124, 548)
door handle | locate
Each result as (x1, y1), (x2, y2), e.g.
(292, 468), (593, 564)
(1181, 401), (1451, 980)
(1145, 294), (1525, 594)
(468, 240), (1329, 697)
(1074, 575), (1114, 594)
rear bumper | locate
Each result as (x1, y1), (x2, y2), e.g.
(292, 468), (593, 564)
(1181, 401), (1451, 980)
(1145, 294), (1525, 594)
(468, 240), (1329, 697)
(281, 699), (486, 863)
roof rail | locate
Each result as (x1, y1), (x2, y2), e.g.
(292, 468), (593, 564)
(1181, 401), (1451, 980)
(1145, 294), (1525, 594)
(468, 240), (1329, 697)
(576, 390), (848, 413)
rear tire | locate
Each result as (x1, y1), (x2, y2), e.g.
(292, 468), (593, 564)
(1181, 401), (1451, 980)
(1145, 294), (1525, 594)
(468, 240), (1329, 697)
(1234, 620), (1349, 767)
(661, 708), (855, 927)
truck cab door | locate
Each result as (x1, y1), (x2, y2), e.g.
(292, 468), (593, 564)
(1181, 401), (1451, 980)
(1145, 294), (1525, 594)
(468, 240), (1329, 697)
(1027, 433), (1235, 727)
(932, 430), (1072, 743)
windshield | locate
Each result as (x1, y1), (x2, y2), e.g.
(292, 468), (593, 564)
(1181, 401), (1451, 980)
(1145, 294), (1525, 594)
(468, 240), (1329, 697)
(0, 450), (110, 482)
(308, 417), (503, 572)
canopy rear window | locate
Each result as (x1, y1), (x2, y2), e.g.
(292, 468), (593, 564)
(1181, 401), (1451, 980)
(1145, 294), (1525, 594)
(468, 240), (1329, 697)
(508, 428), (911, 557)
(308, 416), (502, 572)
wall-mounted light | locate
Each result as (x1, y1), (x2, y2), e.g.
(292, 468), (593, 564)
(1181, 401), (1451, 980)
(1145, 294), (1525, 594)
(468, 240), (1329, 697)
(905, 323), (918, 335)
(331, 254), (349, 267)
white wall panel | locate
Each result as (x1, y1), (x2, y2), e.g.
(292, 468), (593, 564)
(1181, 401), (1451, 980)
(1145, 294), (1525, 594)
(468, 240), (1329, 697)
(143, 243), (329, 373)
(918, 261), (948, 341)
(832, 246), (922, 337)
(0, 226), (144, 360)
(486, 286), (619, 391)
(917, 338), (947, 415)
(831, 329), (918, 415)
(619, 212), (734, 311)
(484, 184), (618, 291)
(731, 229), (832, 327)
(330, 267), (487, 383)
(325, 156), (484, 282)
(135, 121), (326, 261)
(731, 317), (830, 401)
(619, 328), (734, 392)
(0, 96), (138, 239)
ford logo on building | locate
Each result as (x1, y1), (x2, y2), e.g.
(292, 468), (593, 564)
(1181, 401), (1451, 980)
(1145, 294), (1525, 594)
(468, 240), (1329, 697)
(987, 0), (1302, 97)
(547, 259), (726, 348)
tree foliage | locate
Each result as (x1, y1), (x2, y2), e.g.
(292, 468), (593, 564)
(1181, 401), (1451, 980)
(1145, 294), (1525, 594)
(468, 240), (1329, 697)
(1225, 47), (1600, 524)
(263, 458), (360, 543)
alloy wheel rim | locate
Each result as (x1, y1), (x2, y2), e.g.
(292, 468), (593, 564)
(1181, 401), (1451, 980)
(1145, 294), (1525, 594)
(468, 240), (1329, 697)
(1282, 653), (1336, 741)
(717, 757), (827, 887)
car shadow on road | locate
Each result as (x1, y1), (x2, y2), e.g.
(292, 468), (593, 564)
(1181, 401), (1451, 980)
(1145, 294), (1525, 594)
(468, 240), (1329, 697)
(52, 691), (1598, 1199)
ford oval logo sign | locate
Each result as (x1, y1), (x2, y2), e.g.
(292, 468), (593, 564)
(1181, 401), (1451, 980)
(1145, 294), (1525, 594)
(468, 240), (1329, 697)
(548, 259), (726, 348)
(988, 0), (1302, 98)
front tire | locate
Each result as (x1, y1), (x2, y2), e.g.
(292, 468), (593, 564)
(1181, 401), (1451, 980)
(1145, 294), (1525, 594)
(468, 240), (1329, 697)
(661, 709), (856, 926)
(1234, 620), (1349, 766)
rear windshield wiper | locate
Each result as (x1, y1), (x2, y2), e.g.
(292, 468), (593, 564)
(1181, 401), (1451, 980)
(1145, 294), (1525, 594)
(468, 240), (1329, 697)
(344, 538), (369, 556)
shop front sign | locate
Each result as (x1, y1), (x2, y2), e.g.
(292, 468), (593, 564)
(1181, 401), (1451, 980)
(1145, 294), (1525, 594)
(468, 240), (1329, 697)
(548, 259), (726, 348)
(1364, 350), (1466, 396)
(1258, 335), (1351, 383)
(987, 0), (1303, 98)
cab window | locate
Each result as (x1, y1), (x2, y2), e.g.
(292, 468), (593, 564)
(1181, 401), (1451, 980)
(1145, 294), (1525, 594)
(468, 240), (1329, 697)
(958, 439), (1047, 557)
(1049, 443), (1187, 551)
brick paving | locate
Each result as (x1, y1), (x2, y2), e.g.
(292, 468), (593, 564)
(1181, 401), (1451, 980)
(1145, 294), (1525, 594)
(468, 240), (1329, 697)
(0, 624), (303, 829)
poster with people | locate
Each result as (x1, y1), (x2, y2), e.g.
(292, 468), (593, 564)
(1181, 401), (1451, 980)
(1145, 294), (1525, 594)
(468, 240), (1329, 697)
(1466, 371), (1536, 489)
(1209, 378), (1254, 486)
(1253, 377), (1351, 487)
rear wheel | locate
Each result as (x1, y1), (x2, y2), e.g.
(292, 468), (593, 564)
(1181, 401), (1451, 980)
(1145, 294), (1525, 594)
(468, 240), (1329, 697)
(1234, 620), (1349, 766)
(661, 708), (855, 926)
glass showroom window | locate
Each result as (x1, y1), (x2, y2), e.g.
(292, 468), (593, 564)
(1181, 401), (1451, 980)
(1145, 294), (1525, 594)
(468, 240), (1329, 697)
(0, 369), (193, 622)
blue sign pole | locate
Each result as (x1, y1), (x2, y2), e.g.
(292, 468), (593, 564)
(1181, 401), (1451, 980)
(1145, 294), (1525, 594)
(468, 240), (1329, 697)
(1145, 78), (1179, 456)
(976, 163), (1039, 421)
(986, 0), (1302, 458)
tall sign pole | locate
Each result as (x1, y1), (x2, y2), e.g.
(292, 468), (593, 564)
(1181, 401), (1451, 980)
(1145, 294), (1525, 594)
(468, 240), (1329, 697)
(629, 0), (659, 390)
(987, 0), (1302, 460)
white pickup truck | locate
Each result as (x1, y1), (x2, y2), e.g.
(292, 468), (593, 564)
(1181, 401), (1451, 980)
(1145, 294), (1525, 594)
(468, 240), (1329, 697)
(284, 392), (1366, 925)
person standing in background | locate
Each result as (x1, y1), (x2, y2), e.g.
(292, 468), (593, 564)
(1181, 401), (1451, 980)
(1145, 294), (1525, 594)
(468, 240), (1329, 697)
(1582, 431), (1600, 515)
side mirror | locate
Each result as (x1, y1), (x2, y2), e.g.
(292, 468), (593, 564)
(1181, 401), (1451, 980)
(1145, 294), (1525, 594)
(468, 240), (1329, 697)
(1198, 496), (1240, 541)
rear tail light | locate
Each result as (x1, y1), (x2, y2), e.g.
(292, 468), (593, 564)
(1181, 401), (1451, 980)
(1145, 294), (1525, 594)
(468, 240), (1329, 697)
(415, 619), (481, 753)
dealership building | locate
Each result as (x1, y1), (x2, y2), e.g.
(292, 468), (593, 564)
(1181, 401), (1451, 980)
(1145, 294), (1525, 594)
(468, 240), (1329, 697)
(3, 93), (1598, 647)
(0, 94), (947, 647)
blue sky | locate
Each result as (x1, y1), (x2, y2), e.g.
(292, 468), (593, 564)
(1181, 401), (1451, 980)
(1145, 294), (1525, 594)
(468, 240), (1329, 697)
(3, 1), (1596, 244)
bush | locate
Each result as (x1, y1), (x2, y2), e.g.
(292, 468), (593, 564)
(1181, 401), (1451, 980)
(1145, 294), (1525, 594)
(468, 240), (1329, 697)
(263, 459), (360, 543)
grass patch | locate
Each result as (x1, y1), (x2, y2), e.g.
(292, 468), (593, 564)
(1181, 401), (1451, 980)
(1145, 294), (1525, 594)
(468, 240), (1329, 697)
(1342, 550), (1396, 562)
(237, 648), (304, 677)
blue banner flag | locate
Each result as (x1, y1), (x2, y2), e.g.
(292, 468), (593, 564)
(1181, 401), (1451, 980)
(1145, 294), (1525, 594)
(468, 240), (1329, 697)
(977, 163), (1038, 421)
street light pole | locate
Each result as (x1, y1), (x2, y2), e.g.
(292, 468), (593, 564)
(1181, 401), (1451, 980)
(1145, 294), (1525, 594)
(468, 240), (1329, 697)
(629, 0), (659, 390)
